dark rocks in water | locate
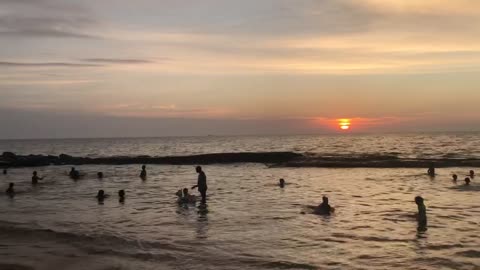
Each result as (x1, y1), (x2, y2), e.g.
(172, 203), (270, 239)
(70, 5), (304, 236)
(2, 152), (16, 160)
(0, 152), (303, 167)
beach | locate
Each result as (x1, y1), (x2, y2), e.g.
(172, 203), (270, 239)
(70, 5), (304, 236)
(0, 134), (479, 270)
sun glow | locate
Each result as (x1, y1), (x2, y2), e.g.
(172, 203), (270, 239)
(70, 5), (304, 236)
(338, 119), (351, 130)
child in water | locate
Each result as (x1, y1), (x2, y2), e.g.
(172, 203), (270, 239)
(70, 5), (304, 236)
(5, 183), (14, 197)
(415, 196), (427, 230)
(140, 165), (147, 180)
(31, 171), (44, 185)
(452, 174), (458, 182)
(469, 170), (475, 178)
(96, 190), (108, 202)
(314, 196), (334, 215)
(464, 177), (471, 185)
(279, 178), (285, 188)
(118, 190), (125, 203)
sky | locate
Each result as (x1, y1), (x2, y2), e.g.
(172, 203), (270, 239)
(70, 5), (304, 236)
(1, 0), (479, 138)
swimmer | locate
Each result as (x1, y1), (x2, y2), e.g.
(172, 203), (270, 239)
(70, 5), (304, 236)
(427, 163), (435, 177)
(140, 165), (147, 180)
(415, 196), (427, 230)
(279, 178), (285, 188)
(314, 196), (333, 215)
(452, 174), (458, 182)
(465, 177), (471, 186)
(118, 190), (125, 203)
(5, 183), (14, 197)
(69, 167), (80, 180)
(469, 170), (475, 178)
(31, 171), (44, 185)
(2, 169), (6, 175)
(97, 172), (104, 179)
(96, 189), (108, 202)
(183, 188), (197, 204)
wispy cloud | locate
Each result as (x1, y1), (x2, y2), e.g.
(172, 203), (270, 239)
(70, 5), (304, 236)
(0, 61), (99, 67)
(82, 58), (156, 64)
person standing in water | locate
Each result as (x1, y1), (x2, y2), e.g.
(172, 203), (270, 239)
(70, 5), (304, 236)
(415, 196), (427, 231)
(31, 171), (44, 185)
(192, 166), (207, 204)
(5, 183), (14, 197)
(427, 163), (435, 177)
(140, 165), (147, 180)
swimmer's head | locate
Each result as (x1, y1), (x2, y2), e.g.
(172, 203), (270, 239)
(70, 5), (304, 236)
(97, 172), (103, 178)
(322, 196), (329, 204)
(9, 183), (14, 188)
(97, 189), (105, 197)
(452, 174), (458, 180)
(118, 189), (125, 197)
(465, 177), (471, 185)
(176, 189), (183, 198)
(470, 170), (475, 176)
(33, 171), (37, 176)
(279, 178), (285, 187)
(196, 166), (202, 173)
(415, 196), (424, 205)
(183, 188), (189, 196)
(71, 167), (75, 171)
(142, 165), (146, 170)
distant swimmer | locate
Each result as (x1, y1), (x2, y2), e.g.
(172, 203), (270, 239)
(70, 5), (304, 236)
(69, 167), (80, 180)
(140, 165), (147, 180)
(97, 172), (104, 179)
(314, 196), (334, 215)
(118, 190), (125, 203)
(279, 178), (285, 188)
(427, 163), (435, 177)
(465, 177), (471, 186)
(452, 174), (458, 182)
(2, 169), (6, 175)
(31, 171), (44, 185)
(96, 189), (108, 202)
(192, 166), (207, 204)
(469, 170), (475, 178)
(415, 196), (427, 230)
(5, 183), (14, 197)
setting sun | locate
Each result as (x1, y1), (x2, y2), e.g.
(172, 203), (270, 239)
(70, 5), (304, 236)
(338, 119), (351, 130)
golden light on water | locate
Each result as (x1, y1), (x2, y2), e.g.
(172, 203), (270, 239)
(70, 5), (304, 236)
(338, 119), (351, 130)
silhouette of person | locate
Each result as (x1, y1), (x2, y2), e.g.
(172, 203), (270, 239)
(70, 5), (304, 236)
(2, 169), (6, 175)
(69, 167), (80, 180)
(452, 174), (458, 182)
(5, 183), (14, 197)
(469, 170), (475, 178)
(415, 196), (427, 230)
(315, 196), (333, 215)
(96, 189), (108, 202)
(427, 163), (435, 177)
(97, 172), (104, 179)
(192, 166), (207, 204)
(140, 165), (147, 180)
(465, 177), (471, 186)
(118, 190), (125, 203)
(279, 178), (285, 188)
(183, 188), (196, 203)
(31, 171), (43, 185)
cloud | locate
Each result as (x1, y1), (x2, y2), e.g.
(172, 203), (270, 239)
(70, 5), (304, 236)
(0, 61), (99, 67)
(82, 58), (156, 64)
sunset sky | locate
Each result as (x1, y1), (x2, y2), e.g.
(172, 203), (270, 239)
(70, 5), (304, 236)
(1, 0), (479, 138)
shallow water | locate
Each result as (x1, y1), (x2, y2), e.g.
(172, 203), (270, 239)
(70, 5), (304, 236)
(1, 164), (479, 270)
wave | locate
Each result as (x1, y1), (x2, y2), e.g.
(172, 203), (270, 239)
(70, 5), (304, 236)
(2, 151), (480, 168)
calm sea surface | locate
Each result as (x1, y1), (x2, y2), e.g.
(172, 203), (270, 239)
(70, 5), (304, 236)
(0, 133), (479, 270)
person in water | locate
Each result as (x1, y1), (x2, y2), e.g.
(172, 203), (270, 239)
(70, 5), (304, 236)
(140, 165), (147, 180)
(97, 172), (104, 179)
(415, 196), (427, 230)
(315, 196), (333, 215)
(279, 178), (285, 188)
(69, 167), (80, 180)
(5, 183), (14, 197)
(192, 166), (207, 204)
(183, 188), (196, 203)
(2, 169), (6, 175)
(96, 189), (108, 202)
(31, 171), (44, 185)
(118, 190), (125, 203)
(427, 163), (435, 177)
(469, 170), (475, 178)
(465, 177), (471, 185)
(452, 174), (458, 182)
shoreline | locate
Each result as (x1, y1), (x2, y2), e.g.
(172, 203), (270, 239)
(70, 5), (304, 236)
(1, 151), (480, 168)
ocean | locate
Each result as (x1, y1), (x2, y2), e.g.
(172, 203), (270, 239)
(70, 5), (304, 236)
(0, 133), (479, 270)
